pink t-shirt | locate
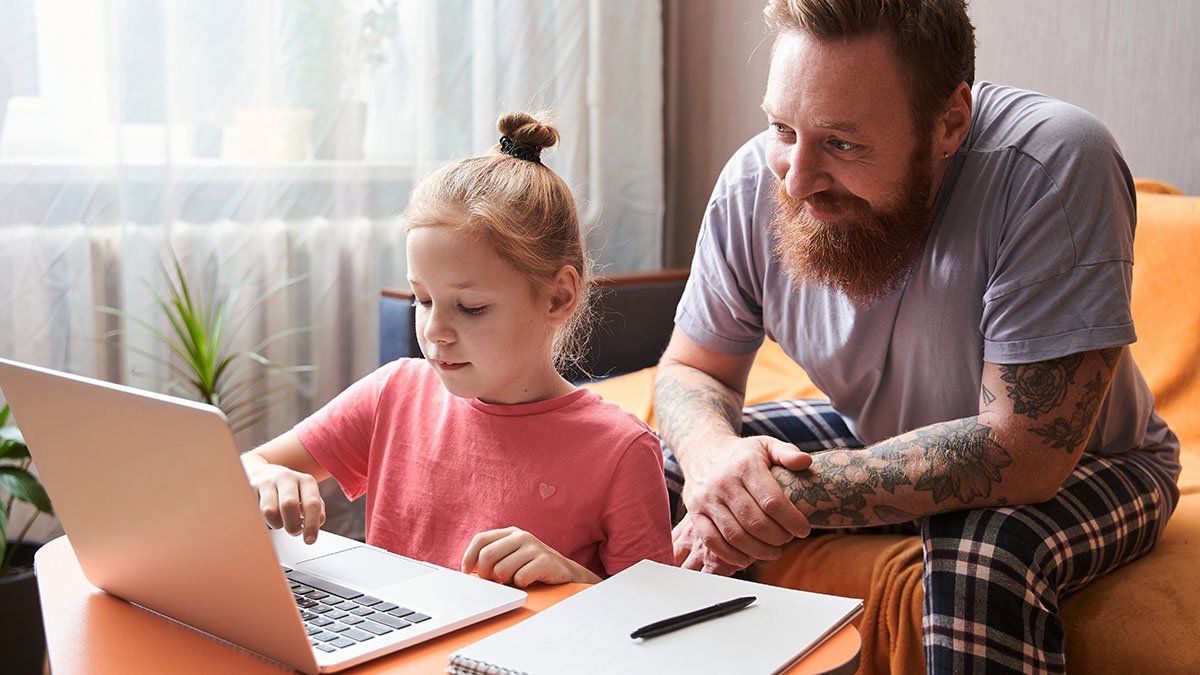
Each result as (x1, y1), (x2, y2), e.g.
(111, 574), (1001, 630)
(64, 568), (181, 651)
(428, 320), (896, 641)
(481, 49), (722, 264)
(294, 358), (672, 577)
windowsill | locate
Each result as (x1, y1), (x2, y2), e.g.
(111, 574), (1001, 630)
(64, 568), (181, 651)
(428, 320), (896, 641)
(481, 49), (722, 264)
(0, 156), (419, 224)
(0, 157), (416, 185)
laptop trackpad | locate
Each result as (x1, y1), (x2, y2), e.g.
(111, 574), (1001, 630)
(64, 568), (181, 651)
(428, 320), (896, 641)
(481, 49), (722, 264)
(296, 546), (436, 589)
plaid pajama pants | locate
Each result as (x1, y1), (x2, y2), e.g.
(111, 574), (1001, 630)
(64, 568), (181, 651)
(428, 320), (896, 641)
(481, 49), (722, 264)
(662, 399), (1178, 674)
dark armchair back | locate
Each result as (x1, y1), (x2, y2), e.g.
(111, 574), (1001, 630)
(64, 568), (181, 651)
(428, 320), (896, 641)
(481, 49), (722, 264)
(379, 268), (689, 381)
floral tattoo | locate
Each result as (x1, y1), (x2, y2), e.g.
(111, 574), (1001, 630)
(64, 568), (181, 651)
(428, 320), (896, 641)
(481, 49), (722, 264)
(1003, 349), (1118, 453)
(1000, 353), (1084, 419)
(910, 419), (1013, 504)
(1029, 368), (1112, 452)
(774, 418), (1012, 526)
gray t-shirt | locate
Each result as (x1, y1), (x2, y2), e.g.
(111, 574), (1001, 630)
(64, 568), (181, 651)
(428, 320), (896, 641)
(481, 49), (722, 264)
(676, 82), (1179, 482)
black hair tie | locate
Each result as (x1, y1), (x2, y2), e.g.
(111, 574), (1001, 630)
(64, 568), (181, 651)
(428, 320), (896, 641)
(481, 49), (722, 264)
(499, 135), (542, 164)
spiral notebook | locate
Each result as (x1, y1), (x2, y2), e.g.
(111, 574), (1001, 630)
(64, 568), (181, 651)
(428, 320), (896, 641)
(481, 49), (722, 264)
(448, 559), (863, 675)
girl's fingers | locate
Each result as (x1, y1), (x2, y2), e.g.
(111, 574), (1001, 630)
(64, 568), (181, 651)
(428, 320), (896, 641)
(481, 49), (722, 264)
(461, 527), (517, 575)
(298, 478), (326, 544)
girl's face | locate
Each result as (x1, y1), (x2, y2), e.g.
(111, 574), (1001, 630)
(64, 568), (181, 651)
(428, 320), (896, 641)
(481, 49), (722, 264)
(405, 224), (573, 405)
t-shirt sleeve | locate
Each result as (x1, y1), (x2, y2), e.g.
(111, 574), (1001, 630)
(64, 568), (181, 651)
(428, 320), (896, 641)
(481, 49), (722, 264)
(294, 364), (393, 500)
(597, 430), (673, 575)
(674, 138), (770, 356)
(980, 110), (1137, 364)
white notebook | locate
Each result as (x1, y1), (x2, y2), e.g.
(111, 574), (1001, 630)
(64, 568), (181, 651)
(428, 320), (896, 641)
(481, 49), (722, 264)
(448, 560), (863, 675)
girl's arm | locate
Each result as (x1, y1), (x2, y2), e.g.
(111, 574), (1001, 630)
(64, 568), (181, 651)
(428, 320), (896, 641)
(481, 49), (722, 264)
(596, 432), (675, 572)
(460, 527), (602, 587)
(241, 430), (332, 544)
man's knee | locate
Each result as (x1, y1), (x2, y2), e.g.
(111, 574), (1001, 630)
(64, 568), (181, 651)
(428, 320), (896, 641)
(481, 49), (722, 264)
(924, 507), (1052, 578)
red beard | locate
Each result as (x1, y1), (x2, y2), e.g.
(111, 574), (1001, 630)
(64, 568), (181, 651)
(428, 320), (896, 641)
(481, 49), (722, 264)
(769, 150), (935, 306)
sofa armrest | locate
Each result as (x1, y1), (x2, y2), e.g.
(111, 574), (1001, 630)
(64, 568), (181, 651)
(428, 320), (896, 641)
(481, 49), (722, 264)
(380, 288), (423, 366)
(379, 268), (690, 381)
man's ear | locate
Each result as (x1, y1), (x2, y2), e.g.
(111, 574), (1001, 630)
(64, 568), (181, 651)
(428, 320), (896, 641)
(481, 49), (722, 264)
(546, 264), (580, 324)
(936, 81), (973, 156)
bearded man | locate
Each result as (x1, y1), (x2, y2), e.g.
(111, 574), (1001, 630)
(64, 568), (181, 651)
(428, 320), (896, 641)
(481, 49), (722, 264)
(654, 0), (1180, 672)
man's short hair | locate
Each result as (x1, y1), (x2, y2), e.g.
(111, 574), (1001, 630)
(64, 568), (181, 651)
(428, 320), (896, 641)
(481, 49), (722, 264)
(764, 0), (976, 137)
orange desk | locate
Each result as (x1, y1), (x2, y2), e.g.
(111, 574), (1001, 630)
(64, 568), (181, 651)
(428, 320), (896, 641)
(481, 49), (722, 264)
(35, 536), (860, 674)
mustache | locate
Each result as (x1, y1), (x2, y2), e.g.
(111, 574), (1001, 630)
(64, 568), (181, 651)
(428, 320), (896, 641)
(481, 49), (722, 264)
(804, 189), (856, 212)
(773, 183), (885, 236)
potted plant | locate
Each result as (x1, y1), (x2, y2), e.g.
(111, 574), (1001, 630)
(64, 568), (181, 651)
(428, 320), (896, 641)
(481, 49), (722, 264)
(274, 0), (398, 160)
(0, 402), (54, 673)
(103, 254), (311, 434)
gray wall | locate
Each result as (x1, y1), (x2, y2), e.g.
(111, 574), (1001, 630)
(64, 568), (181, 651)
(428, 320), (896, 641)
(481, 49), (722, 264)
(664, 0), (1200, 266)
(971, 0), (1200, 195)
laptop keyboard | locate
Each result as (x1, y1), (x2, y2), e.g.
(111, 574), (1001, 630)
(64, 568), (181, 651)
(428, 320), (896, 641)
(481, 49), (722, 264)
(283, 566), (433, 653)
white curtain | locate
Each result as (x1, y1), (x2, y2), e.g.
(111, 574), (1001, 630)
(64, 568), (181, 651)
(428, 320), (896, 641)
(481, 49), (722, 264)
(0, 0), (663, 540)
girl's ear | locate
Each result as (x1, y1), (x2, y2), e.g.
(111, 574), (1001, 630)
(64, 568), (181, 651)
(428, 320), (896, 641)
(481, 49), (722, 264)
(546, 264), (580, 323)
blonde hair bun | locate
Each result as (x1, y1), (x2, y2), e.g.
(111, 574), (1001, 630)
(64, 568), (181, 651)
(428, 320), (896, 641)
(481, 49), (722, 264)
(497, 112), (559, 157)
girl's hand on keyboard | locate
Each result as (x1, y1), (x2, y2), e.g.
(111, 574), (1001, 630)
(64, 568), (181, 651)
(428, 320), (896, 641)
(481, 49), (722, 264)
(461, 527), (602, 587)
(242, 453), (327, 544)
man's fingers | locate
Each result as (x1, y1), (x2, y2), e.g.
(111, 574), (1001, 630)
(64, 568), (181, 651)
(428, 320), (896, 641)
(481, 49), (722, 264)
(680, 546), (706, 572)
(679, 531), (743, 576)
(764, 439), (812, 471)
(700, 556), (741, 576)
(687, 510), (754, 568)
(672, 518), (698, 566)
(741, 464), (811, 540)
(707, 501), (783, 561)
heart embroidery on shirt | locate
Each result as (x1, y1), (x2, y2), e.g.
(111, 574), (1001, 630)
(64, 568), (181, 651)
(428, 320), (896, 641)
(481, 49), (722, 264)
(538, 482), (556, 500)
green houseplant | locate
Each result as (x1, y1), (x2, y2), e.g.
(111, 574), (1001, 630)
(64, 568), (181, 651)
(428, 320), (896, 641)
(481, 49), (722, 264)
(103, 255), (310, 433)
(0, 403), (52, 576)
(0, 402), (54, 673)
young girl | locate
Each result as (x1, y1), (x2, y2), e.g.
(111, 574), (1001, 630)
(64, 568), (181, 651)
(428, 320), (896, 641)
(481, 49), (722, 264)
(242, 112), (672, 587)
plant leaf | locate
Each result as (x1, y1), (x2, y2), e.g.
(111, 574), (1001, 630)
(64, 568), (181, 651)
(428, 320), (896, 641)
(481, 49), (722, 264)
(100, 250), (309, 426)
(250, 325), (313, 354)
(0, 467), (53, 514)
(0, 506), (8, 565)
(0, 436), (31, 461)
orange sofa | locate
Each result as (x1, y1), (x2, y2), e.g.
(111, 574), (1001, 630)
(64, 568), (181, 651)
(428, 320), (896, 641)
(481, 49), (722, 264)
(584, 179), (1200, 673)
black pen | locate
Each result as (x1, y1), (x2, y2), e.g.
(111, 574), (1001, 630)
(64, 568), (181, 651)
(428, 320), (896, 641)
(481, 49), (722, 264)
(630, 595), (757, 640)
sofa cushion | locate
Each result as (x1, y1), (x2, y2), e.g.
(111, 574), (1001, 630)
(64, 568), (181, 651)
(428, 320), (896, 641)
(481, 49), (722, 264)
(1059, 493), (1200, 672)
(1128, 181), (1200, 493)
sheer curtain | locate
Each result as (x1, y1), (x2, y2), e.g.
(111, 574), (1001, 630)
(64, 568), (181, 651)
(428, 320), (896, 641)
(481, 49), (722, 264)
(0, 0), (663, 540)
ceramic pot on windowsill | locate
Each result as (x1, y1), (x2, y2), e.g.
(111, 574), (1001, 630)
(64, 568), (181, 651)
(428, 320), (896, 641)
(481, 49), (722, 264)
(233, 107), (315, 161)
(312, 100), (367, 161)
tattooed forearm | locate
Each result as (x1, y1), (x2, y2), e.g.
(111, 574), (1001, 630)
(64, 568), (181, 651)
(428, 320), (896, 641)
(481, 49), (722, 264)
(653, 371), (742, 452)
(767, 349), (1119, 528)
(772, 445), (914, 527)
(910, 419), (1013, 503)
(771, 417), (1013, 527)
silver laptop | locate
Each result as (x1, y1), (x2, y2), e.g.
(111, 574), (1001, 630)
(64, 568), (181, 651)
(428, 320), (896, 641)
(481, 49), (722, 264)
(0, 358), (526, 673)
